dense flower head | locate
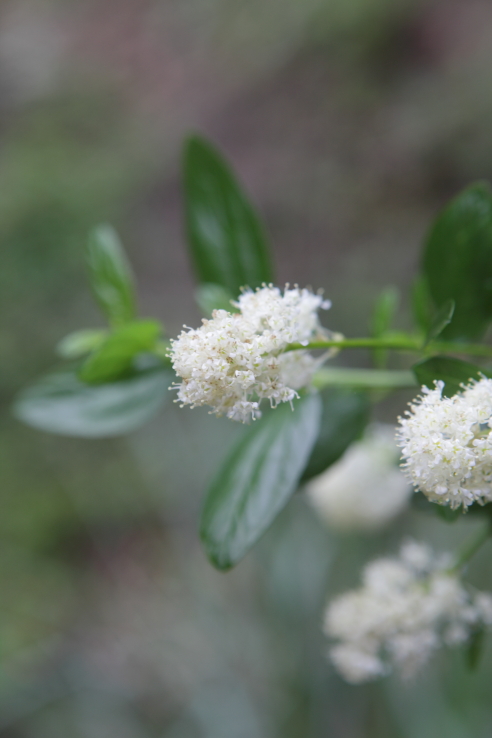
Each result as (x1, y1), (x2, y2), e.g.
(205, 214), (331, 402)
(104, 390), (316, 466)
(397, 378), (492, 509)
(306, 424), (411, 530)
(325, 540), (492, 684)
(169, 285), (334, 422)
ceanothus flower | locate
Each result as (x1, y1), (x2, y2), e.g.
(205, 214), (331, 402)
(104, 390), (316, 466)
(306, 424), (411, 531)
(397, 378), (492, 509)
(325, 540), (492, 684)
(169, 285), (335, 422)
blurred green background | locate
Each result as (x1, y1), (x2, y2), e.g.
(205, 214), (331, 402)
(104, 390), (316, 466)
(3, 0), (492, 735)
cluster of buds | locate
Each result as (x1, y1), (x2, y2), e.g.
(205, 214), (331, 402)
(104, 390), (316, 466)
(169, 285), (335, 422)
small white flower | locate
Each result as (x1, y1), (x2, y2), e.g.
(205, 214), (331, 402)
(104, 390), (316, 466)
(325, 540), (492, 683)
(169, 285), (334, 422)
(397, 378), (492, 509)
(306, 424), (412, 530)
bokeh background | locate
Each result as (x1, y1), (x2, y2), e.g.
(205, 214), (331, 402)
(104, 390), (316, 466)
(3, 0), (492, 735)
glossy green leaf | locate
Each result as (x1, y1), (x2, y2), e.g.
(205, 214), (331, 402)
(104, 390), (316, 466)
(201, 394), (322, 570)
(423, 182), (492, 340)
(183, 136), (274, 296)
(86, 224), (136, 326)
(413, 356), (492, 397)
(79, 320), (162, 384)
(300, 388), (370, 482)
(56, 328), (108, 359)
(370, 286), (399, 368)
(425, 299), (455, 345)
(13, 367), (171, 438)
(195, 283), (237, 317)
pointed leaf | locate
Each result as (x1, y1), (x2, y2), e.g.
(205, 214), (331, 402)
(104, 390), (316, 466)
(14, 367), (171, 437)
(423, 182), (492, 340)
(183, 136), (274, 295)
(86, 225), (136, 326)
(201, 394), (322, 570)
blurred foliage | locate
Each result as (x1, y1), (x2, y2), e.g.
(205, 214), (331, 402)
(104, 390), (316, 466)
(3, 0), (492, 736)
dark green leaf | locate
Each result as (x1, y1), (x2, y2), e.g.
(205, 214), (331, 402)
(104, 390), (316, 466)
(201, 394), (322, 570)
(195, 283), (237, 317)
(86, 224), (136, 326)
(56, 328), (108, 359)
(300, 388), (370, 482)
(183, 135), (274, 296)
(370, 286), (399, 368)
(13, 367), (171, 438)
(425, 299), (455, 345)
(423, 182), (492, 340)
(466, 626), (486, 670)
(79, 320), (162, 384)
(413, 356), (492, 397)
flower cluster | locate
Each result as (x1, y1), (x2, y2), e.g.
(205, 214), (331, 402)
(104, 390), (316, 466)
(169, 285), (333, 422)
(325, 540), (492, 684)
(306, 424), (411, 531)
(397, 378), (492, 509)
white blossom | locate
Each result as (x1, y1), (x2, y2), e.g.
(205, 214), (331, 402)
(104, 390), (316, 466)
(306, 424), (412, 530)
(169, 285), (334, 422)
(397, 378), (492, 509)
(324, 540), (492, 684)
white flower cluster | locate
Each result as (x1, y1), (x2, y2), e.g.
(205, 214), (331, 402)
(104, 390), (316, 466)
(169, 285), (333, 422)
(325, 540), (492, 684)
(306, 424), (411, 531)
(397, 378), (492, 509)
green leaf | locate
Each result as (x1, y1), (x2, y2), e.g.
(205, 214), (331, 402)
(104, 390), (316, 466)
(79, 320), (162, 384)
(201, 394), (322, 570)
(13, 367), (171, 438)
(56, 328), (108, 359)
(86, 224), (136, 326)
(425, 299), (455, 345)
(370, 286), (399, 368)
(195, 283), (237, 317)
(466, 626), (486, 670)
(423, 182), (492, 340)
(412, 355), (492, 397)
(183, 135), (274, 296)
(300, 388), (370, 482)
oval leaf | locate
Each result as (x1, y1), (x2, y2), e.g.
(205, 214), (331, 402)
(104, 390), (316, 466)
(423, 182), (492, 340)
(87, 224), (136, 326)
(183, 136), (274, 295)
(13, 368), (171, 438)
(412, 356), (492, 397)
(201, 394), (322, 570)
(79, 320), (162, 384)
(300, 388), (370, 482)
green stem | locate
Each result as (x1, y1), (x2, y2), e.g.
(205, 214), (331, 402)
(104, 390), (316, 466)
(450, 521), (492, 573)
(312, 367), (417, 390)
(286, 336), (492, 358)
